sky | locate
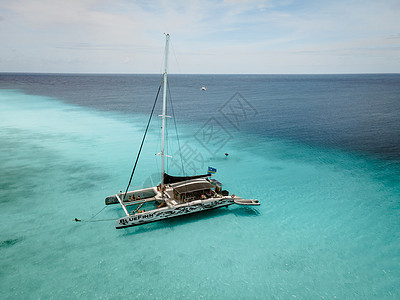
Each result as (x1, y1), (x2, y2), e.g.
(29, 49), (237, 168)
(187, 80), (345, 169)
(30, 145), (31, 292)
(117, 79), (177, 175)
(0, 0), (399, 74)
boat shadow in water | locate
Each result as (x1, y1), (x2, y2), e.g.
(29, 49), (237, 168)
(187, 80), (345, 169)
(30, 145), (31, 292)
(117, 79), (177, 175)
(122, 206), (261, 236)
(230, 206), (261, 217)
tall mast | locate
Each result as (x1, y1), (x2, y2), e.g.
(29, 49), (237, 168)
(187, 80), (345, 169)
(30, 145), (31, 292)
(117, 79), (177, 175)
(161, 33), (170, 194)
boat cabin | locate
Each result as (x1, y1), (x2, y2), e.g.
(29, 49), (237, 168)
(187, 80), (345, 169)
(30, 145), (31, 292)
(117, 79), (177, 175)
(169, 179), (216, 203)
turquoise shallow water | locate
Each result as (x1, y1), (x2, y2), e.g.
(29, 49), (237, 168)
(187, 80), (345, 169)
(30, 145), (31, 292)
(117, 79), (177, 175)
(1, 81), (400, 299)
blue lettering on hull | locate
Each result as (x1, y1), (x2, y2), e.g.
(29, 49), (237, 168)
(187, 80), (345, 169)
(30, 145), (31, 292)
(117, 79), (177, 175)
(117, 199), (234, 228)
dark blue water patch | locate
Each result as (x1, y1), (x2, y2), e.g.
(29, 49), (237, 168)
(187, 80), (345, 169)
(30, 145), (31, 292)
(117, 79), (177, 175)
(1, 73), (399, 159)
(0, 73), (162, 114)
(241, 74), (400, 159)
(0, 237), (24, 249)
(0, 127), (111, 202)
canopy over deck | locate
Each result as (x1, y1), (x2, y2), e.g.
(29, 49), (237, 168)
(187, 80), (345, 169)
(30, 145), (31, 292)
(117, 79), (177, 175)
(170, 179), (213, 194)
(164, 173), (211, 184)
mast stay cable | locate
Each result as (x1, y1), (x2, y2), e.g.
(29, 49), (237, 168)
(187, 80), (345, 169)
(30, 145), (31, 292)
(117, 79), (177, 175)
(122, 80), (163, 202)
(167, 83), (186, 176)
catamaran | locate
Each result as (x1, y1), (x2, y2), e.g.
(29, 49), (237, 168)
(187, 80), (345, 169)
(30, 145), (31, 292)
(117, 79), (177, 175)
(105, 34), (259, 229)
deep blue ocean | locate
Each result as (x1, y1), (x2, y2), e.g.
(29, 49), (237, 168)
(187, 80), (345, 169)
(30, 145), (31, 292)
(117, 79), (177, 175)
(1, 73), (399, 299)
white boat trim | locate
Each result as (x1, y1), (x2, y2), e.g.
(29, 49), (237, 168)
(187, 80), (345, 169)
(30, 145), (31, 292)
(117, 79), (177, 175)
(116, 196), (235, 229)
(115, 194), (129, 216)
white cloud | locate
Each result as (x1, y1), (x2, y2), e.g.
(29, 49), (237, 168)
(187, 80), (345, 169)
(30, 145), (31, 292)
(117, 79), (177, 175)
(0, 0), (399, 73)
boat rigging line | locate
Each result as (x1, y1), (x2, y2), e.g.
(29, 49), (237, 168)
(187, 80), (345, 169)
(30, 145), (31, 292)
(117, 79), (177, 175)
(167, 83), (186, 176)
(74, 205), (114, 223)
(122, 80), (163, 202)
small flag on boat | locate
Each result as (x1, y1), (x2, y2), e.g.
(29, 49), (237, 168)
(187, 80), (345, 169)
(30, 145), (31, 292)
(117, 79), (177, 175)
(208, 166), (217, 174)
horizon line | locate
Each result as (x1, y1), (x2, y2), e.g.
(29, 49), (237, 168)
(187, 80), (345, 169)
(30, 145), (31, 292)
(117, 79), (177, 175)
(1, 72), (399, 76)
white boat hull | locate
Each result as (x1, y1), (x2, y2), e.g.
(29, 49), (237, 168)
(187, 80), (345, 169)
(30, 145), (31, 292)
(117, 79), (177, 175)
(116, 197), (235, 229)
